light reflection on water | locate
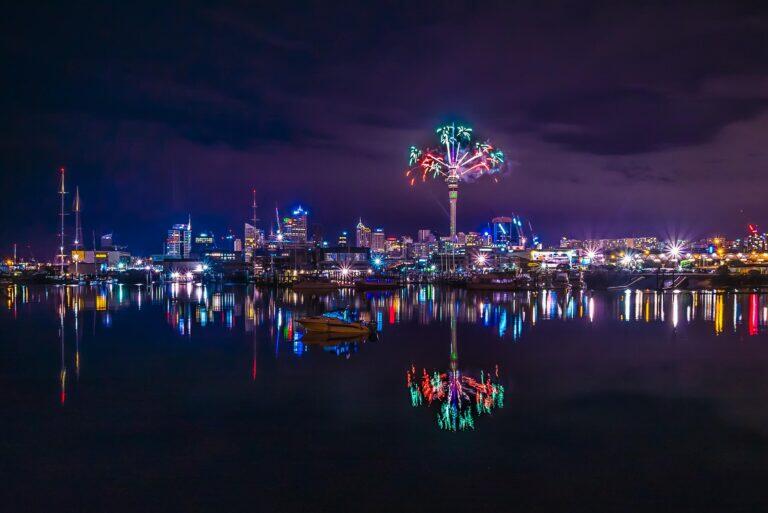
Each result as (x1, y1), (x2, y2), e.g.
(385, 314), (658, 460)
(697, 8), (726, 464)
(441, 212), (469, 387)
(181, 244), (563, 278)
(4, 284), (768, 411)
(5, 284), (768, 339)
(5, 282), (768, 506)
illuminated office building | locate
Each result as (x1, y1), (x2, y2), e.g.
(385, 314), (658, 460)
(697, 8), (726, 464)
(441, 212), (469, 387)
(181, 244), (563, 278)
(417, 229), (435, 243)
(244, 223), (257, 261)
(371, 228), (385, 253)
(165, 219), (191, 259)
(194, 231), (216, 254)
(287, 206), (308, 245)
(356, 219), (372, 248)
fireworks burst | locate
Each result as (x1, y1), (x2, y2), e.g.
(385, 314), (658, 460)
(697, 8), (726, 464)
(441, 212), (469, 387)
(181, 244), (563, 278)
(406, 123), (507, 238)
(405, 123), (505, 187)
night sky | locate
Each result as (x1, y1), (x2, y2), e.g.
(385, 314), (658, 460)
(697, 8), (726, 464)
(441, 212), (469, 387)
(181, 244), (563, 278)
(2, 1), (768, 257)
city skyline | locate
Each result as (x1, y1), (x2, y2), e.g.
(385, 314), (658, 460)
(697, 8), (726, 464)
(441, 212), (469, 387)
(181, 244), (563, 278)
(4, 170), (768, 260)
(5, 4), (768, 511)
(3, 2), (768, 256)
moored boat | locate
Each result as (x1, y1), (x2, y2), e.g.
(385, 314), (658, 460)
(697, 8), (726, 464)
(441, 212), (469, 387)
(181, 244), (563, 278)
(354, 277), (403, 290)
(296, 315), (371, 335)
(542, 271), (571, 290)
(466, 273), (532, 291)
(291, 277), (340, 291)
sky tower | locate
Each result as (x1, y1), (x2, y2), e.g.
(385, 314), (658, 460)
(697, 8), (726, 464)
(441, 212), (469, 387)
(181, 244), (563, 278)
(447, 175), (459, 239)
(406, 124), (505, 241)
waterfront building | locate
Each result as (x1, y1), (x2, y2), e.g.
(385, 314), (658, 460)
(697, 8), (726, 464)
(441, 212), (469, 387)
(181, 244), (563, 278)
(530, 248), (580, 268)
(561, 236), (659, 252)
(70, 249), (131, 273)
(320, 246), (370, 266)
(203, 250), (238, 262)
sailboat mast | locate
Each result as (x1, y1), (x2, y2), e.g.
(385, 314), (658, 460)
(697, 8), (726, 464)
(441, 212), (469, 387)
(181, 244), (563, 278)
(58, 167), (67, 277)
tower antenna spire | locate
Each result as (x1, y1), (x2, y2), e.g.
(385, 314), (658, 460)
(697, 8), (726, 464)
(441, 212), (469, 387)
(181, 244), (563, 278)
(73, 186), (82, 250)
(251, 189), (259, 226)
(275, 203), (281, 233)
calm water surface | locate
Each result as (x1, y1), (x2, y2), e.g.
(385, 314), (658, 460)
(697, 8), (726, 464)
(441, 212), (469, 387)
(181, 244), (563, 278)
(3, 284), (768, 512)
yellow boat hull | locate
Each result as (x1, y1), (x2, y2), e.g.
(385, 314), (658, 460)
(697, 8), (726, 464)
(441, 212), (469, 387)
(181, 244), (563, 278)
(297, 316), (370, 335)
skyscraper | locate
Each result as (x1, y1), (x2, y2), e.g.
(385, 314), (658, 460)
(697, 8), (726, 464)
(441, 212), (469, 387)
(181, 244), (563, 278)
(244, 223), (257, 261)
(194, 231), (216, 254)
(356, 219), (371, 248)
(418, 229), (435, 243)
(371, 228), (385, 253)
(492, 216), (513, 246)
(746, 224), (767, 252)
(288, 206), (308, 245)
(166, 220), (191, 259)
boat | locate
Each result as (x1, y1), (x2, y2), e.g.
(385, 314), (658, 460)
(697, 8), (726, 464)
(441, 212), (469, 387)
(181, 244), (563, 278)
(466, 273), (532, 291)
(543, 271), (571, 290)
(354, 276), (403, 290)
(291, 277), (340, 291)
(296, 315), (371, 335)
(569, 270), (586, 289)
(436, 276), (468, 287)
(606, 276), (645, 291)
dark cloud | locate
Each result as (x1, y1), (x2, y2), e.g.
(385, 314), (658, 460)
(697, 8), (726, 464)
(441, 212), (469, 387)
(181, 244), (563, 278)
(531, 89), (768, 154)
(2, 1), (768, 255)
